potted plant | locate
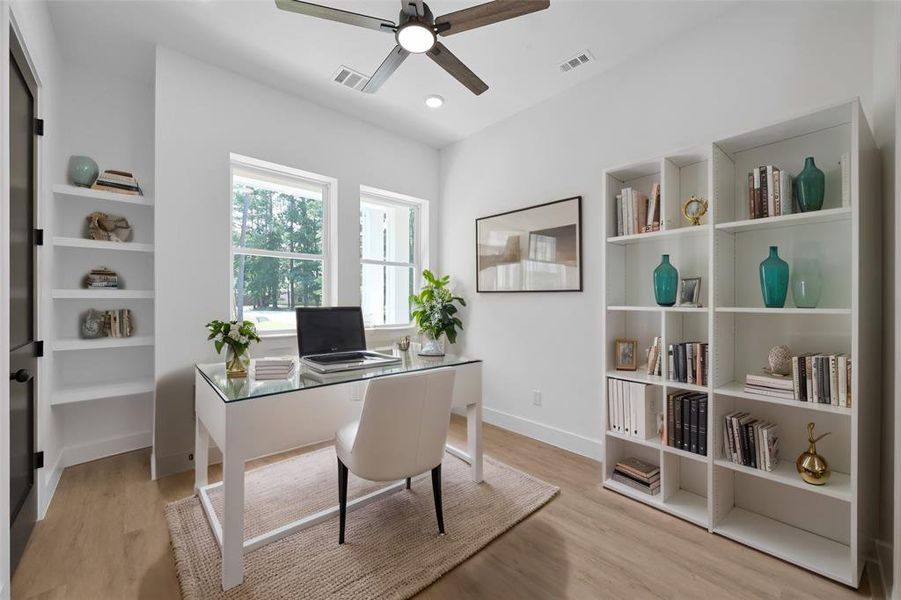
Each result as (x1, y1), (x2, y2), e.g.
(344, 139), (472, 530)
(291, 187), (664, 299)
(206, 319), (261, 378)
(409, 270), (466, 356)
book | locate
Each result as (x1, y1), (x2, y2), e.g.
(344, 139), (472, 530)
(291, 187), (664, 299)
(773, 167), (782, 216)
(689, 397), (699, 454)
(698, 398), (707, 456)
(615, 194), (624, 236)
(681, 398), (690, 451)
(615, 457), (660, 478)
(766, 166), (775, 217)
(612, 472), (660, 495)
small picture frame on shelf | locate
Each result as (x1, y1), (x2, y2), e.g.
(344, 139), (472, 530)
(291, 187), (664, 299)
(614, 339), (638, 371)
(677, 277), (702, 307)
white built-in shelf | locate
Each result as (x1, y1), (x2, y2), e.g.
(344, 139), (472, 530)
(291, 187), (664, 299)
(52, 183), (153, 207)
(714, 382), (852, 415)
(603, 478), (662, 507)
(52, 289), (154, 300)
(606, 370), (665, 387)
(714, 307), (851, 316)
(52, 336), (154, 352)
(713, 508), (852, 585)
(662, 444), (708, 464)
(607, 305), (708, 314)
(714, 459), (851, 502)
(661, 489), (708, 527)
(53, 237), (154, 253)
(606, 429), (661, 450)
(665, 380), (709, 394)
(51, 379), (154, 406)
(715, 207), (851, 234)
(606, 226), (709, 245)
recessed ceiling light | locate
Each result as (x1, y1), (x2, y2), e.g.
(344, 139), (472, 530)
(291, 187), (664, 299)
(425, 95), (444, 108)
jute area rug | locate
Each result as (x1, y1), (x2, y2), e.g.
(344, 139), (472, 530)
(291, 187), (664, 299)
(165, 447), (559, 599)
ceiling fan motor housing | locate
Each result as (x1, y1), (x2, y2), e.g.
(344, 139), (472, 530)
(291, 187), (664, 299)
(396, 3), (436, 53)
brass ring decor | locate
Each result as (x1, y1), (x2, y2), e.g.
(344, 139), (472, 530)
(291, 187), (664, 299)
(682, 195), (708, 226)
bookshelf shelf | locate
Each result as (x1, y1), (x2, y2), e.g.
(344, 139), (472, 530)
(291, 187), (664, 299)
(52, 289), (155, 300)
(53, 237), (154, 253)
(714, 382), (852, 415)
(52, 335), (154, 352)
(51, 379), (155, 406)
(714, 459), (851, 502)
(52, 183), (154, 207)
(606, 429), (661, 449)
(714, 207), (851, 233)
(602, 100), (878, 587)
(713, 508), (852, 585)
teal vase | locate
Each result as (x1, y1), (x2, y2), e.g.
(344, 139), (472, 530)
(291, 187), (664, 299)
(68, 155), (99, 187)
(794, 156), (825, 212)
(791, 258), (823, 308)
(653, 254), (678, 306)
(759, 246), (789, 308)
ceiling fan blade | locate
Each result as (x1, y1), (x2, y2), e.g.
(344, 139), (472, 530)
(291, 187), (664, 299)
(362, 46), (410, 93)
(435, 0), (549, 36)
(274, 0), (395, 33)
(401, 0), (425, 18)
(427, 42), (488, 95)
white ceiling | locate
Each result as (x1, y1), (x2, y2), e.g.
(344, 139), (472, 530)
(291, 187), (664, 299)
(47, 0), (732, 148)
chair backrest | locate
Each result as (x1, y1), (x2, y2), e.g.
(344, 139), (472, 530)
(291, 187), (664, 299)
(349, 368), (457, 481)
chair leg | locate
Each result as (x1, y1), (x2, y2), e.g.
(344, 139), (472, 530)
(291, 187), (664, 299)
(431, 464), (445, 535)
(406, 477), (411, 490)
(338, 458), (349, 544)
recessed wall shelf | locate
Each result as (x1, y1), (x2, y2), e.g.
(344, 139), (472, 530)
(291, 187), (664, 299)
(51, 379), (155, 406)
(601, 99), (879, 587)
(52, 289), (155, 300)
(53, 237), (154, 253)
(52, 336), (155, 352)
(52, 183), (154, 207)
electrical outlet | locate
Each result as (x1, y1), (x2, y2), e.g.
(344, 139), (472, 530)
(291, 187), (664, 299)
(532, 390), (541, 406)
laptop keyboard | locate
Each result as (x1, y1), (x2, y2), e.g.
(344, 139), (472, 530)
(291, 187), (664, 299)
(305, 352), (368, 364)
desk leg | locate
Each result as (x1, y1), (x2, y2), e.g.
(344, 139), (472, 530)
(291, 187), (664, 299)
(194, 417), (209, 493)
(467, 400), (483, 483)
(221, 449), (246, 591)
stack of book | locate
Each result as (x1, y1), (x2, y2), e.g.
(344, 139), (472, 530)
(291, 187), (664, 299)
(84, 267), (119, 289)
(612, 457), (660, 496)
(92, 170), (142, 196)
(615, 183), (660, 236)
(253, 357), (297, 380)
(743, 372), (793, 400)
(645, 336), (663, 376)
(747, 165), (793, 219)
(723, 412), (779, 472)
(106, 309), (133, 337)
(667, 342), (708, 386)
(664, 391), (708, 456)
(607, 378), (658, 440)
(791, 353), (851, 407)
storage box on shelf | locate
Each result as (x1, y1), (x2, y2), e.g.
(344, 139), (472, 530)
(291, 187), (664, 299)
(49, 183), (156, 405)
(601, 99), (879, 587)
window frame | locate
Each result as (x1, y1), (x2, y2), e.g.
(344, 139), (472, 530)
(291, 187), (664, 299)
(229, 153), (337, 336)
(359, 185), (429, 330)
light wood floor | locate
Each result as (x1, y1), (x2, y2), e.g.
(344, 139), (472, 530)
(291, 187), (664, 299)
(12, 416), (883, 599)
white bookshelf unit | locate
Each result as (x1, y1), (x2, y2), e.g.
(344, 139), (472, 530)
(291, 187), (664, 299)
(48, 185), (155, 407)
(601, 99), (880, 587)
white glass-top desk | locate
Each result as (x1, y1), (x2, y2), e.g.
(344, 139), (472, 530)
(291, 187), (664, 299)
(193, 352), (483, 591)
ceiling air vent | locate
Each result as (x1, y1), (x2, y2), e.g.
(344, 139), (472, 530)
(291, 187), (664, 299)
(333, 66), (370, 91)
(559, 50), (594, 73)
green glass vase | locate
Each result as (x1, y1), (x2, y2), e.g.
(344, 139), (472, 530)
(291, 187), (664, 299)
(653, 254), (678, 306)
(791, 258), (823, 309)
(759, 246), (789, 308)
(794, 156), (825, 212)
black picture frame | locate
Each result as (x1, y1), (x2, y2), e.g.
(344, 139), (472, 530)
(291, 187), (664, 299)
(475, 196), (583, 293)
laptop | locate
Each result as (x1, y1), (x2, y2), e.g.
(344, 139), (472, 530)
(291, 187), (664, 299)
(296, 306), (401, 373)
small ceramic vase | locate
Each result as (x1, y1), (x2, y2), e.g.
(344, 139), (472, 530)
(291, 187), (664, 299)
(795, 156), (825, 212)
(68, 155), (99, 187)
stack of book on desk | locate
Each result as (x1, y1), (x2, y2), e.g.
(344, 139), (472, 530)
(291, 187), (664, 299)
(253, 357), (296, 380)
(612, 457), (660, 496)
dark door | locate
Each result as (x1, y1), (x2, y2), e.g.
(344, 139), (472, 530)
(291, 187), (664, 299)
(9, 42), (38, 572)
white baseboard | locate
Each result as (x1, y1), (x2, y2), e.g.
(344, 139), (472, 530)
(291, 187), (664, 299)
(38, 452), (65, 520)
(61, 430), (152, 469)
(481, 407), (604, 461)
(876, 539), (894, 598)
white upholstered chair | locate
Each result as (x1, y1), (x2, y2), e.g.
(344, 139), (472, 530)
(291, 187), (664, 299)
(334, 367), (456, 544)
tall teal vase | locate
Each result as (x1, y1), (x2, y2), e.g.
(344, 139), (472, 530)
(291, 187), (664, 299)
(794, 156), (825, 212)
(653, 254), (678, 307)
(759, 246), (789, 308)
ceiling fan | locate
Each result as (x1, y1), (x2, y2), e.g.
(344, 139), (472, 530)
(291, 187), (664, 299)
(274, 0), (550, 95)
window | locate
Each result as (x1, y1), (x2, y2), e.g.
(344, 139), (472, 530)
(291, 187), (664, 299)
(360, 188), (426, 327)
(231, 155), (333, 334)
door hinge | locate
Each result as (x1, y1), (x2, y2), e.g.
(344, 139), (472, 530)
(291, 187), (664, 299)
(34, 118), (44, 136)
(34, 451), (44, 469)
(34, 228), (44, 246)
(34, 340), (44, 358)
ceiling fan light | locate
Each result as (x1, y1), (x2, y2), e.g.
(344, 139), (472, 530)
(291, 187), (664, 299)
(397, 22), (435, 53)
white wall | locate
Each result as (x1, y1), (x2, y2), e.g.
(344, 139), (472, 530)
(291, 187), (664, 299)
(438, 2), (877, 460)
(153, 47), (439, 477)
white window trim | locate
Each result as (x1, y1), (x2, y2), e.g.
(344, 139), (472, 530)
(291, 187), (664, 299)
(229, 153), (338, 337)
(359, 185), (430, 330)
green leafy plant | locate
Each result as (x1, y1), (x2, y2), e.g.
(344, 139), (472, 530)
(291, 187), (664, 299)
(206, 319), (261, 355)
(409, 270), (466, 343)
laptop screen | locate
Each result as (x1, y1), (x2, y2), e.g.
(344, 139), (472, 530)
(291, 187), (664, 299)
(295, 307), (366, 356)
